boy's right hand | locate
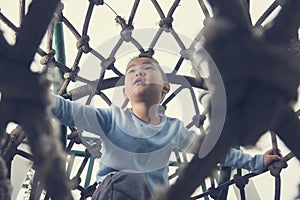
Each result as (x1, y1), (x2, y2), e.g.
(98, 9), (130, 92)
(263, 149), (282, 168)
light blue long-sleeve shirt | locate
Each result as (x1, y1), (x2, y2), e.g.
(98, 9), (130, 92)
(51, 94), (264, 191)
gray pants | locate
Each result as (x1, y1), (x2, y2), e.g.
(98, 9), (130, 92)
(92, 171), (153, 200)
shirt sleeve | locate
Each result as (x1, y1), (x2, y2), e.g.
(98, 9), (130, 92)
(50, 94), (112, 135)
(221, 148), (264, 174)
(176, 122), (197, 151)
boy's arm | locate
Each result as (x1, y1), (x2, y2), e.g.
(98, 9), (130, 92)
(50, 94), (75, 126)
(185, 135), (264, 173)
(221, 148), (282, 174)
(185, 133), (281, 174)
(184, 133), (205, 155)
(50, 94), (112, 134)
(221, 148), (264, 174)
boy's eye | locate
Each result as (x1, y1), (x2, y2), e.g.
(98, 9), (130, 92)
(144, 65), (155, 70)
(127, 69), (135, 74)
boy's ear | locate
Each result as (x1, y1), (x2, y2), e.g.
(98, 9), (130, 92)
(162, 83), (170, 94)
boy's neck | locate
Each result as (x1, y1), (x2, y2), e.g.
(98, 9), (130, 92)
(131, 102), (161, 125)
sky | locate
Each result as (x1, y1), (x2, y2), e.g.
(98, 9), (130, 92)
(1, 0), (300, 199)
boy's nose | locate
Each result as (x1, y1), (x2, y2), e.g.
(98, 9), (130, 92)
(135, 70), (144, 76)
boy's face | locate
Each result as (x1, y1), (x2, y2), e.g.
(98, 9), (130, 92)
(123, 57), (169, 103)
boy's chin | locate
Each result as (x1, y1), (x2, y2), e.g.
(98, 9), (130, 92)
(137, 83), (163, 91)
(138, 84), (162, 93)
(129, 86), (162, 102)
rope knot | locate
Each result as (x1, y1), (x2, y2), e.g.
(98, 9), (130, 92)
(139, 49), (155, 58)
(86, 139), (102, 158)
(233, 174), (249, 189)
(180, 49), (192, 60)
(64, 66), (80, 82)
(159, 17), (173, 30)
(84, 182), (98, 197)
(89, 0), (104, 6)
(207, 187), (222, 199)
(76, 35), (91, 53)
(268, 160), (288, 177)
(121, 27), (133, 42)
(115, 16), (134, 42)
(101, 57), (116, 69)
(40, 49), (56, 66)
(192, 114), (206, 128)
(68, 129), (82, 144)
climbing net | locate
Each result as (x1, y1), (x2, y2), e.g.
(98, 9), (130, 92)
(0, 0), (299, 199)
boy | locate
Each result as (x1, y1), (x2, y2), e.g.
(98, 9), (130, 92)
(50, 56), (281, 200)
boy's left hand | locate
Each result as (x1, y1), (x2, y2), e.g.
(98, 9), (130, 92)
(263, 149), (283, 168)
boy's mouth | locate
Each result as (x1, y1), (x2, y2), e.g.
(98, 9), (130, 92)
(134, 78), (145, 86)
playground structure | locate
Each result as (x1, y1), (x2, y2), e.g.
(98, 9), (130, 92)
(0, 0), (300, 199)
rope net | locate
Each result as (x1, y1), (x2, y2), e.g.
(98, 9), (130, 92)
(0, 0), (299, 199)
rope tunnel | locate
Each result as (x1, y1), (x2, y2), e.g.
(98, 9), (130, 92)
(0, 0), (299, 199)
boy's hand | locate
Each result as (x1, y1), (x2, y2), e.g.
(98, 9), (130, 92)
(263, 149), (283, 168)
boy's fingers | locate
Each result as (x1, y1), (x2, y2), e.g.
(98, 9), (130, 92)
(269, 155), (281, 161)
(277, 150), (283, 158)
(266, 148), (282, 156)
